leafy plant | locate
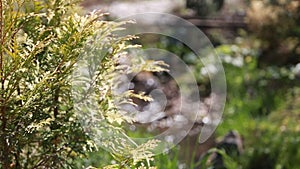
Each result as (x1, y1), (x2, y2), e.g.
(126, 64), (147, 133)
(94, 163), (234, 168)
(0, 0), (166, 168)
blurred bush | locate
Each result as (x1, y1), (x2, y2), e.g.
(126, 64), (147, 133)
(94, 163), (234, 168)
(246, 88), (300, 169)
(247, 0), (300, 66)
(216, 32), (300, 168)
(186, 0), (224, 16)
